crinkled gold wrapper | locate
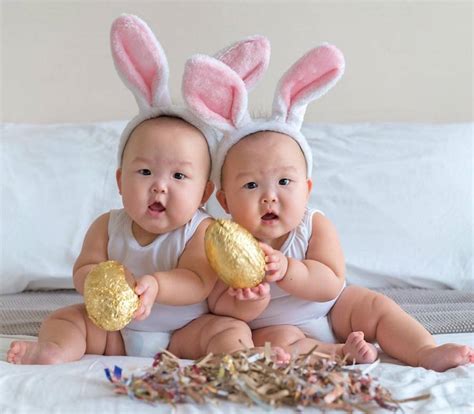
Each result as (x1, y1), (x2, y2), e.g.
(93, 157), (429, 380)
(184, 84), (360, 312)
(205, 220), (265, 289)
(84, 260), (139, 331)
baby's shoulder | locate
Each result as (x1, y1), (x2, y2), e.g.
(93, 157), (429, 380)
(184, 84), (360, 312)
(88, 211), (111, 232)
(78, 212), (111, 256)
(310, 209), (327, 225)
(184, 208), (213, 234)
(309, 210), (339, 243)
(297, 208), (325, 237)
(188, 216), (214, 240)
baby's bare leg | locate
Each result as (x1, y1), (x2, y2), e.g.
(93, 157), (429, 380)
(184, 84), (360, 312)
(7, 304), (124, 364)
(253, 325), (377, 364)
(168, 314), (253, 360)
(253, 325), (342, 356)
(329, 286), (473, 371)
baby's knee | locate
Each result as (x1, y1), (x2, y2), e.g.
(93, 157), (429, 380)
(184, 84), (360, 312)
(344, 286), (397, 315)
(276, 325), (306, 347)
(208, 316), (252, 339)
(254, 325), (305, 348)
(46, 303), (88, 325)
(370, 291), (397, 315)
(202, 316), (253, 352)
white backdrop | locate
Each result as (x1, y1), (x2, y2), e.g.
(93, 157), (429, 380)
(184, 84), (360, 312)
(2, 0), (472, 124)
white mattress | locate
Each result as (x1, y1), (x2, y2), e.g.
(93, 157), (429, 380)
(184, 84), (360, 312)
(1, 333), (473, 413)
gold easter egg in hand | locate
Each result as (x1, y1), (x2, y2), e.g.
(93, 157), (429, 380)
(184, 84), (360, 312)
(84, 260), (139, 331)
(205, 219), (266, 289)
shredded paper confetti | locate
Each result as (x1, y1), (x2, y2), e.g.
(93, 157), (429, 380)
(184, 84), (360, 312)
(105, 345), (429, 412)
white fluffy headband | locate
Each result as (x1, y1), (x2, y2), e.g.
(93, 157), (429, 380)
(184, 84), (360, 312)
(182, 43), (345, 186)
(110, 14), (271, 167)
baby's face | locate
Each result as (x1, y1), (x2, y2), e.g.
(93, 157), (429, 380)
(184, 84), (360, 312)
(117, 117), (212, 244)
(218, 131), (312, 249)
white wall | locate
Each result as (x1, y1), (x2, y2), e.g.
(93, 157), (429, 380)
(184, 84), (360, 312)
(1, 0), (472, 123)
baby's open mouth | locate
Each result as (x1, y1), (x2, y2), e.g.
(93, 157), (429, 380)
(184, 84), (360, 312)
(149, 202), (166, 212)
(261, 212), (278, 221)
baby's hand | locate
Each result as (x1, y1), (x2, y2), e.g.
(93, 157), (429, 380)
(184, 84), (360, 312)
(228, 282), (270, 301)
(133, 275), (159, 321)
(259, 242), (288, 283)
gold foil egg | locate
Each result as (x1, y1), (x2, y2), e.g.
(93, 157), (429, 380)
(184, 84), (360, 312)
(205, 219), (266, 289)
(84, 260), (139, 331)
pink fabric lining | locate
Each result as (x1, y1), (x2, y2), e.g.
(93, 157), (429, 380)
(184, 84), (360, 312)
(279, 46), (344, 114)
(220, 54), (263, 88)
(111, 16), (165, 106)
(286, 68), (340, 110)
(183, 57), (246, 128)
(218, 37), (270, 90)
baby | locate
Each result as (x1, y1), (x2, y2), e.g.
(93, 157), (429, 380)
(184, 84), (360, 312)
(7, 15), (254, 364)
(183, 43), (474, 372)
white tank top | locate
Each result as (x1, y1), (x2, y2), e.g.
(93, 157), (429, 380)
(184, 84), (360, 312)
(107, 208), (210, 333)
(249, 208), (339, 329)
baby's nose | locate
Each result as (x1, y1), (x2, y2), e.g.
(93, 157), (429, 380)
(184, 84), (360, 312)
(151, 182), (167, 193)
(262, 194), (277, 203)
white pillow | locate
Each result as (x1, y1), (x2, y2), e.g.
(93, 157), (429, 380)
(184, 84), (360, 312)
(304, 123), (473, 291)
(208, 123), (473, 291)
(1, 122), (125, 294)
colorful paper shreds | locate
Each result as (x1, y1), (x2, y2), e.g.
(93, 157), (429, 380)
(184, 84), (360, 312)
(105, 347), (429, 412)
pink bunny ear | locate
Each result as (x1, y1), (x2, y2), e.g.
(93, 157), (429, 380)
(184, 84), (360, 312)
(183, 55), (249, 131)
(272, 44), (345, 129)
(215, 35), (270, 91)
(111, 14), (171, 111)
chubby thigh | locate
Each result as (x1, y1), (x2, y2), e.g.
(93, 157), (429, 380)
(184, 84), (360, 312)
(168, 314), (252, 359)
(41, 303), (125, 357)
(328, 285), (391, 343)
(77, 303), (125, 356)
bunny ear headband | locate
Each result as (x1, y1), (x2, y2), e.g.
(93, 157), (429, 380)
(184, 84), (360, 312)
(110, 14), (271, 166)
(182, 43), (345, 186)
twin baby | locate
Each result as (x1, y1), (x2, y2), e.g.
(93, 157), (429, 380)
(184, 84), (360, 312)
(7, 15), (473, 372)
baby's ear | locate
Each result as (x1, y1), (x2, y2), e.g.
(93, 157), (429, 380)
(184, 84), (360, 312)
(306, 178), (313, 195)
(216, 190), (230, 213)
(116, 168), (123, 195)
(201, 181), (215, 205)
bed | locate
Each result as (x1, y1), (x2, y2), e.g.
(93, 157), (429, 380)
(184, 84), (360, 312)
(1, 122), (472, 413)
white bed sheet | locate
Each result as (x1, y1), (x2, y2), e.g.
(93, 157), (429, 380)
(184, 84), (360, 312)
(1, 333), (473, 413)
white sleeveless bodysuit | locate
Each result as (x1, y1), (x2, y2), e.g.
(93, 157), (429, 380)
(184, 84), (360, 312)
(107, 208), (210, 357)
(248, 208), (344, 343)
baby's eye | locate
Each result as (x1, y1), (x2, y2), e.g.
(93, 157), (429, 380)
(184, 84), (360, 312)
(244, 182), (258, 189)
(173, 172), (186, 180)
(279, 178), (291, 186)
(138, 169), (152, 176)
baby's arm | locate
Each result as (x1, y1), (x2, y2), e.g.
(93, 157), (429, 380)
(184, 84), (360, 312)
(72, 212), (156, 321)
(139, 218), (217, 306)
(267, 212), (345, 302)
(208, 280), (270, 322)
(72, 213), (110, 294)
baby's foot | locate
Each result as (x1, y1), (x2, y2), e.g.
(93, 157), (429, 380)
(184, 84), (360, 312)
(342, 331), (378, 364)
(271, 346), (291, 365)
(252, 345), (291, 365)
(417, 343), (474, 372)
(6, 341), (65, 365)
